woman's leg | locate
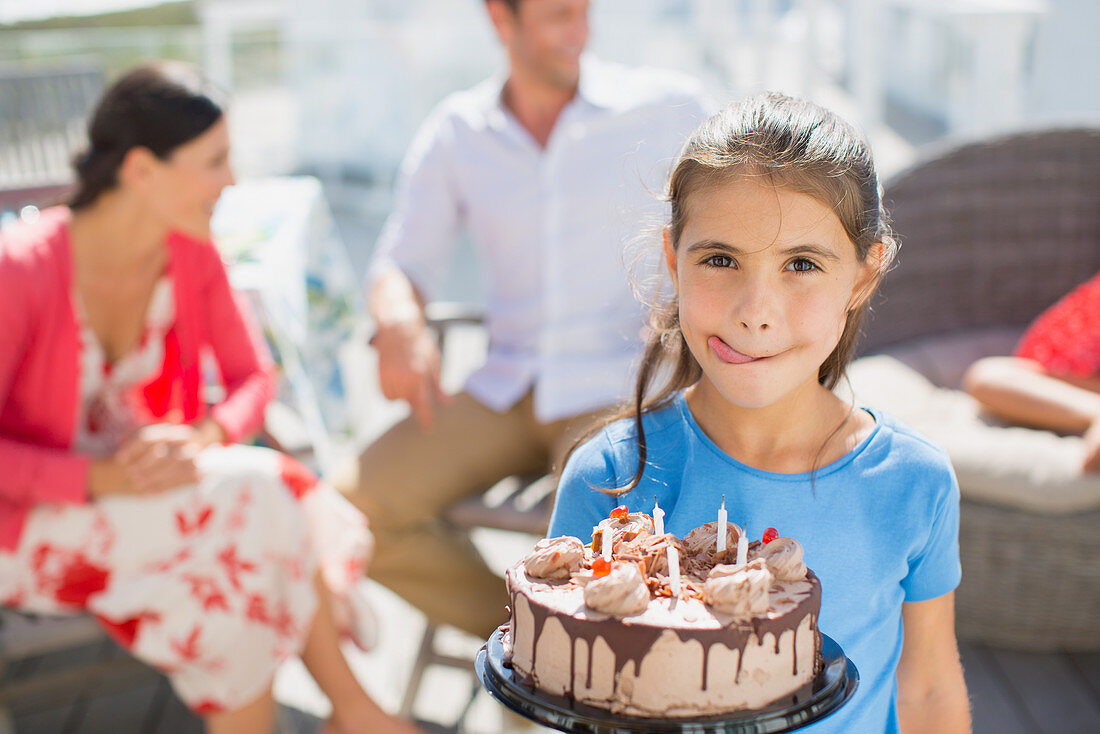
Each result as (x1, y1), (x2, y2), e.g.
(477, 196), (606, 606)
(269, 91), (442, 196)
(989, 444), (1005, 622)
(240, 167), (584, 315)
(963, 356), (1100, 433)
(204, 687), (276, 734)
(301, 573), (424, 734)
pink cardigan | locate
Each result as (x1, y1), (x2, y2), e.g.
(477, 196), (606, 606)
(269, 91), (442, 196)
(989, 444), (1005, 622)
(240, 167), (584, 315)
(0, 207), (276, 550)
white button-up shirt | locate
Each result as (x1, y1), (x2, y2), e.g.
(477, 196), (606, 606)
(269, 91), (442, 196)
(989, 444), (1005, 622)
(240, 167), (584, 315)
(369, 57), (708, 422)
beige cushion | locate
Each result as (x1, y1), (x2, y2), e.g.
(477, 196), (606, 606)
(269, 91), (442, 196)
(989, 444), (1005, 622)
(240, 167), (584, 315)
(847, 331), (1100, 515)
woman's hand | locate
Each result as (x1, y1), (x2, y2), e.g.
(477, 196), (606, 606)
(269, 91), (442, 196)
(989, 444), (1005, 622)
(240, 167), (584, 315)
(116, 423), (205, 495)
(88, 423), (210, 499)
(1083, 416), (1100, 472)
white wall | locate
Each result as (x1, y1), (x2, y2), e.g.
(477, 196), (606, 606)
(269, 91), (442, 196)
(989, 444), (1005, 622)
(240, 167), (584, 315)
(1026, 0), (1100, 122)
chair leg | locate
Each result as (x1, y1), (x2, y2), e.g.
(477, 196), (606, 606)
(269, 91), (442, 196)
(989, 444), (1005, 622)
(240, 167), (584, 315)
(454, 675), (481, 734)
(400, 622), (439, 719)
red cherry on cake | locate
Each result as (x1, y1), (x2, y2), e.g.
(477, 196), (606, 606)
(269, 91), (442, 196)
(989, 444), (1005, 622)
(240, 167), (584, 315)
(762, 527), (779, 544)
(592, 557), (612, 577)
(610, 505), (629, 520)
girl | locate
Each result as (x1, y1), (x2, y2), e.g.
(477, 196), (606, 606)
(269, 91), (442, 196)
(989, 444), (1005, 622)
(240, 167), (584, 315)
(0, 63), (421, 734)
(548, 93), (971, 733)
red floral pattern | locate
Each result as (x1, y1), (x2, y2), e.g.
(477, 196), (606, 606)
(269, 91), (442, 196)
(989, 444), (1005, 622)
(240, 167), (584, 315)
(94, 610), (161, 648)
(0, 445), (371, 714)
(278, 454), (320, 499)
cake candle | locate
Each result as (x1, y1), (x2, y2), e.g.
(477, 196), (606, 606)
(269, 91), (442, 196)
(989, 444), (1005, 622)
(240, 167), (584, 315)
(602, 527), (613, 561)
(668, 544), (681, 597)
(653, 499), (665, 535)
(717, 495), (728, 552)
(736, 524), (748, 566)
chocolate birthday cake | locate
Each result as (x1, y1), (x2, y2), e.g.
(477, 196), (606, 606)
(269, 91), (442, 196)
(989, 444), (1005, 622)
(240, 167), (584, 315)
(502, 509), (821, 717)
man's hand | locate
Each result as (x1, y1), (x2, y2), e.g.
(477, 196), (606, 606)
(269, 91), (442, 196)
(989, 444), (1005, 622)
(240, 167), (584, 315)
(371, 319), (450, 432)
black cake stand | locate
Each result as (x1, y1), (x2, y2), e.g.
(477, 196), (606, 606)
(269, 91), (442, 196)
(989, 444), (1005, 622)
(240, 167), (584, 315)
(475, 629), (858, 734)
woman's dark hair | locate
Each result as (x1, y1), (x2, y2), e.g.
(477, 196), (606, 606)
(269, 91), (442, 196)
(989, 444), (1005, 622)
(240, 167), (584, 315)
(70, 62), (225, 210)
(570, 92), (899, 494)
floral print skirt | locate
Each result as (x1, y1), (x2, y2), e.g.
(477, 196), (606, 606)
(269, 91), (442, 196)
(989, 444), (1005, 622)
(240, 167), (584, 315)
(0, 445), (371, 713)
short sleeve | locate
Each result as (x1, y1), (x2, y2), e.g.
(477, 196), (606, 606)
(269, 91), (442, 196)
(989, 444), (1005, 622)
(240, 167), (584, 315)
(902, 465), (962, 602)
(547, 431), (622, 542)
(366, 104), (463, 299)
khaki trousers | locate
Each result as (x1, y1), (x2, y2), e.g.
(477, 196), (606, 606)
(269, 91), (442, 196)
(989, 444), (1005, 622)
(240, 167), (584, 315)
(340, 391), (605, 639)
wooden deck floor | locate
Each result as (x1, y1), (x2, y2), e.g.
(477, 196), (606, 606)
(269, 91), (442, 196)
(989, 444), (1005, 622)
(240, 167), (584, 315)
(6, 633), (1099, 734)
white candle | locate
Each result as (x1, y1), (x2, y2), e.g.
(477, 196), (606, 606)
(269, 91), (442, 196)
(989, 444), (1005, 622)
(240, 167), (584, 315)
(736, 524), (748, 567)
(668, 544), (681, 597)
(602, 526), (613, 561)
(653, 499), (665, 535)
(717, 495), (728, 553)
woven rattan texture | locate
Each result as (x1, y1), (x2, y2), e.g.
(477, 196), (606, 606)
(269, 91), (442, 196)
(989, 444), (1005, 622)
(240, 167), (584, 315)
(956, 501), (1100, 650)
(862, 127), (1100, 354)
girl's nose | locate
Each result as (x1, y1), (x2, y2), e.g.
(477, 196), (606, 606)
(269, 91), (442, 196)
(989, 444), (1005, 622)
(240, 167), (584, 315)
(735, 278), (774, 332)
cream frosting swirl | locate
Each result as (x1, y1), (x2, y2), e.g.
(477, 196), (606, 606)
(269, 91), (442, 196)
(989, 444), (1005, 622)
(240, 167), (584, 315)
(682, 521), (742, 558)
(593, 513), (655, 555)
(583, 562), (651, 617)
(703, 558), (773, 618)
(523, 536), (585, 580)
(751, 537), (807, 582)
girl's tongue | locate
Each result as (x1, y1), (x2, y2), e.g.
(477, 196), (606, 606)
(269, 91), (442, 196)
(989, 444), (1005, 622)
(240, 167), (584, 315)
(709, 336), (757, 364)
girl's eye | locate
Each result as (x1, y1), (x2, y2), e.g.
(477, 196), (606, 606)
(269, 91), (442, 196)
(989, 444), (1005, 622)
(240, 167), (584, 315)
(703, 254), (735, 269)
(787, 258), (818, 273)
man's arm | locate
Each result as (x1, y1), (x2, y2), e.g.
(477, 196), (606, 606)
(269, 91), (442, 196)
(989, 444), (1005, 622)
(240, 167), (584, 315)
(365, 100), (463, 431)
(896, 593), (971, 734)
(368, 267), (448, 431)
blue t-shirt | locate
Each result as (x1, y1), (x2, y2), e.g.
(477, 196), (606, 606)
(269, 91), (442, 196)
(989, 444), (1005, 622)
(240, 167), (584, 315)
(548, 392), (961, 734)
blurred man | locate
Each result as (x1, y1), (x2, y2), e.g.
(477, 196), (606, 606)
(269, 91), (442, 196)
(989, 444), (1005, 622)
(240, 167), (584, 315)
(341, 0), (707, 637)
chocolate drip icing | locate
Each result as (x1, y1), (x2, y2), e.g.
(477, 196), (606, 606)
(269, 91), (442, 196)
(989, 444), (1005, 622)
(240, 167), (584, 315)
(701, 643), (709, 690)
(585, 639), (594, 691)
(792, 620), (798, 676)
(509, 568), (822, 703)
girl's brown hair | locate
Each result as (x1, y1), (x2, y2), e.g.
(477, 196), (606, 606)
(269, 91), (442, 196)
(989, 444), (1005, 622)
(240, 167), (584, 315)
(571, 92), (897, 493)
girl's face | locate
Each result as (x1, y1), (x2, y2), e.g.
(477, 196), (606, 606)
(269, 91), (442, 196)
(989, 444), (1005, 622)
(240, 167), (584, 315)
(139, 116), (234, 240)
(666, 176), (877, 412)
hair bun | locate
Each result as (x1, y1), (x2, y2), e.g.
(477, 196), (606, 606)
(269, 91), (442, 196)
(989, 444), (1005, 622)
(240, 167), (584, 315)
(74, 147), (98, 174)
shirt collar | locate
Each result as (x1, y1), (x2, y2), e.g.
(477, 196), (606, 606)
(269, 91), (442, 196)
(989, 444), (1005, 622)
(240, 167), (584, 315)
(485, 53), (617, 125)
(574, 55), (619, 110)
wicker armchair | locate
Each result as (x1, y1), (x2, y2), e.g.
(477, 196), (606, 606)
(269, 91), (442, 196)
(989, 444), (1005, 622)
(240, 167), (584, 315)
(851, 127), (1100, 651)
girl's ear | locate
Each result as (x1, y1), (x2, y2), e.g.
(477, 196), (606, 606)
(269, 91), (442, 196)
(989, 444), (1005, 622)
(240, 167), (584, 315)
(848, 240), (889, 311)
(663, 227), (679, 294)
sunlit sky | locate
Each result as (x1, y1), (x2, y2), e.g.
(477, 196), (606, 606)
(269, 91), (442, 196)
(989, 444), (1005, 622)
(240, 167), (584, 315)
(0, 0), (167, 24)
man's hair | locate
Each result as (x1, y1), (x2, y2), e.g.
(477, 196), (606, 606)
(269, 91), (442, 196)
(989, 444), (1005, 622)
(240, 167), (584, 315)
(486, 0), (521, 10)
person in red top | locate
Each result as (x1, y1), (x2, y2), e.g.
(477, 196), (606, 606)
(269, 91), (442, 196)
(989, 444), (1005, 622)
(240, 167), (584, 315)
(0, 63), (422, 734)
(964, 270), (1100, 472)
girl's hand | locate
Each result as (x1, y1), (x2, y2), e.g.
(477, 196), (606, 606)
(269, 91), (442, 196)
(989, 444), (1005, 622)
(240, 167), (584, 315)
(113, 423), (203, 495)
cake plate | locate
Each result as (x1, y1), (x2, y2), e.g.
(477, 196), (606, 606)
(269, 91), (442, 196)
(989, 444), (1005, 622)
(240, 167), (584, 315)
(475, 629), (858, 734)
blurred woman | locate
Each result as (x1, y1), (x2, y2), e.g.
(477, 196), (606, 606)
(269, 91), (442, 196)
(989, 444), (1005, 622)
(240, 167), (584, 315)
(964, 270), (1100, 473)
(0, 62), (422, 734)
